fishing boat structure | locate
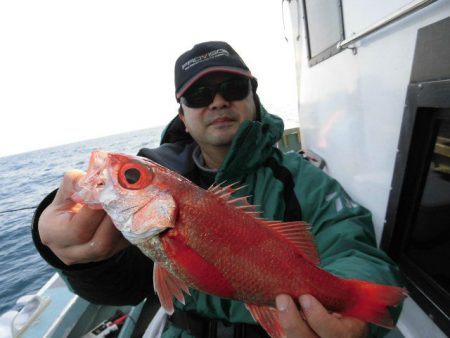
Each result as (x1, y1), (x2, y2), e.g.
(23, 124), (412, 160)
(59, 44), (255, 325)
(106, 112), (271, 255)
(1, 1), (450, 337)
(282, 0), (450, 337)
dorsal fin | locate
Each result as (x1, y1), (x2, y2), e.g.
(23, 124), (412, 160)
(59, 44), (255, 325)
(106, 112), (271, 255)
(208, 182), (256, 209)
(208, 182), (245, 198)
(208, 182), (319, 265)
(264, 220), (320, 265)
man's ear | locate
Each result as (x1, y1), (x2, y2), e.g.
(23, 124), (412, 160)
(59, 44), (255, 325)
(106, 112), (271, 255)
(178, 113), (186, 126)
(177, 106), (188, 133)
(178, 105), (185, 122)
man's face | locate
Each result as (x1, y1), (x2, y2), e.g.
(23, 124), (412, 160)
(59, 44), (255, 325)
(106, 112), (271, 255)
(179, 73), (257, 150)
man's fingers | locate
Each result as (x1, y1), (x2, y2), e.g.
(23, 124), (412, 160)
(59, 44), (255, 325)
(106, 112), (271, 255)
(87, 213), (130, 261)
(65, 207), (109, 242)
(276, 294), (319, 338)
(39, 170), (131, 266)
(299, 295), (368, 338)
(56, 216), (130, 264)
(46, 169), (109, 246)
(40, 201), (107, 246)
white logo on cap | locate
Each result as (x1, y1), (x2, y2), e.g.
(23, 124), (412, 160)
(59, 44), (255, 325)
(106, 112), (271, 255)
(182, 49), (230, 71)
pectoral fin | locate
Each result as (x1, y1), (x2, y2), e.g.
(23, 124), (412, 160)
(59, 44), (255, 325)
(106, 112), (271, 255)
(153, 263), (190, 315)
(246, 303), (285, 338)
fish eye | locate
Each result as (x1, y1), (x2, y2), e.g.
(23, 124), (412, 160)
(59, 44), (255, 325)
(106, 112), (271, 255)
(124, 168), (140, 184)
(118, 161), (152, 190)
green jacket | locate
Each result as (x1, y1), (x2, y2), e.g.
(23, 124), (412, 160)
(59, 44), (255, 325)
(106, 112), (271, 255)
(32, 107), (402, 338)
(162, 108), (402, 337)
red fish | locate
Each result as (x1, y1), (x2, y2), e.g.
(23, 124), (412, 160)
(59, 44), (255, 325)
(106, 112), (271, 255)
(73, 150), (406, 338)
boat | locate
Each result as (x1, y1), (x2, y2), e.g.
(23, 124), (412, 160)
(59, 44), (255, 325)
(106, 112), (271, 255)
(2, 1), (450, 337)
(282, 0), (450, 337)
(0, 272), (156, 338)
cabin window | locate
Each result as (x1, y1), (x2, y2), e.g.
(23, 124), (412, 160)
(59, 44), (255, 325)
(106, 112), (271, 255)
(302, 0), (344, 65)
(406, 117), (450, 290)
(382, 81), (450, 335)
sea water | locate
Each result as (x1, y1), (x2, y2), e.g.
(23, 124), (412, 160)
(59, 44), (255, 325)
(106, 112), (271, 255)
(0, 127), (164, 315)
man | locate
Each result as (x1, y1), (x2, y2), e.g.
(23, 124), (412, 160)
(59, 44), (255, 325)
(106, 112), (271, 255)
(33, 41), (402, 338)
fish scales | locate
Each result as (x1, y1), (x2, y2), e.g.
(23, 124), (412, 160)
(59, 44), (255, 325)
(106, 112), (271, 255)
(169, 177), (350, 307)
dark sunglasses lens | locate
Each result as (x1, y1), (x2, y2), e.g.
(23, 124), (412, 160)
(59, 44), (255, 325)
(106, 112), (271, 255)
(182, 78), (250, 108)
(221, 79), (250, 101)
(183, 87), (215, 108)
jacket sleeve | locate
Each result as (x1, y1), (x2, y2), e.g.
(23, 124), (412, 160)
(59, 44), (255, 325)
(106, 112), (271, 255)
(31, 190), (155, 305)
(289, 155), (404, 337)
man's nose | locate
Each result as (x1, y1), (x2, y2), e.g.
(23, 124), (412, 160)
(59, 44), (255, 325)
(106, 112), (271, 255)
(208, 92), (230, 110)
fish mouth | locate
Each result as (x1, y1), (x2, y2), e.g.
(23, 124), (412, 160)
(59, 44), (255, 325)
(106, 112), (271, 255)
(72, 150), (109, 206)
(83, 151), (109, 186)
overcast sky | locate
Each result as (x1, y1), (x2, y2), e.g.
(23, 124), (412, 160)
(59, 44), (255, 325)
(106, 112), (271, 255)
(0, 0), (298, 158)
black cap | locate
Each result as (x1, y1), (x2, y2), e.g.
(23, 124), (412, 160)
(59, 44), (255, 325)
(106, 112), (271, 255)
(175, 41), (253, 100)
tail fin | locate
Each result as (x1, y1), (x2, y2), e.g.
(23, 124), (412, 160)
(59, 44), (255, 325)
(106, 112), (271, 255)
(343, 279), (407, 328)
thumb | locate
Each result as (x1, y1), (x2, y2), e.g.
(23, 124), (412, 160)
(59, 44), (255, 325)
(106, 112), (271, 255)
(299, 294), (338, 336)
(276, 294), (318, 338)
(53, 170), (85, 207)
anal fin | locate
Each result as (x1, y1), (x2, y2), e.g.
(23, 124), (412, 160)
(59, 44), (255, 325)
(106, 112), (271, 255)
(246, 303), (285, 338)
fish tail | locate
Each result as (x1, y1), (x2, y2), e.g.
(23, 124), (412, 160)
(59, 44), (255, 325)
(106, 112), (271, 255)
(343, 279), (407, 328)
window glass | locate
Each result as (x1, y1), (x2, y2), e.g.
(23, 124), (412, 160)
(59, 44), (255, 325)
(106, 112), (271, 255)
(304, 0), (343, 58)
(406, 119), (450, 292)
(342, 0), (415, 37)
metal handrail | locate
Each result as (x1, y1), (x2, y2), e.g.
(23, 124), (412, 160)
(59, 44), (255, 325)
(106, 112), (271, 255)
(337, 0), (437, 50)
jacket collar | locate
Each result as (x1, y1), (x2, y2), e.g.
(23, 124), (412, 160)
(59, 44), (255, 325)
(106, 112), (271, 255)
(160, 105), (284, 182)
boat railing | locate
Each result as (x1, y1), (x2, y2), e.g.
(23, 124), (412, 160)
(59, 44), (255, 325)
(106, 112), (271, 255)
(338, 0), (438, 50)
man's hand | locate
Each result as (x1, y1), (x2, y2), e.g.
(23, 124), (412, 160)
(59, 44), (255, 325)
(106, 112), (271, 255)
(276, 294), (369, 338)
(39, 170), (130, 265)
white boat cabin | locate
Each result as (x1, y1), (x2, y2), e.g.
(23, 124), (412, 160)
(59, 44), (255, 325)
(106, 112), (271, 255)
(283, 0), (450, 337)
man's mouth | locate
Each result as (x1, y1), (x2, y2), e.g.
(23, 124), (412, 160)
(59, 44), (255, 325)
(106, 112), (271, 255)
(209, 117), (234, 126)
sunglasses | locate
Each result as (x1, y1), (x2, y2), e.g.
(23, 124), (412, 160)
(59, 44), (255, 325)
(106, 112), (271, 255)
(181, 78), (251, 108)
